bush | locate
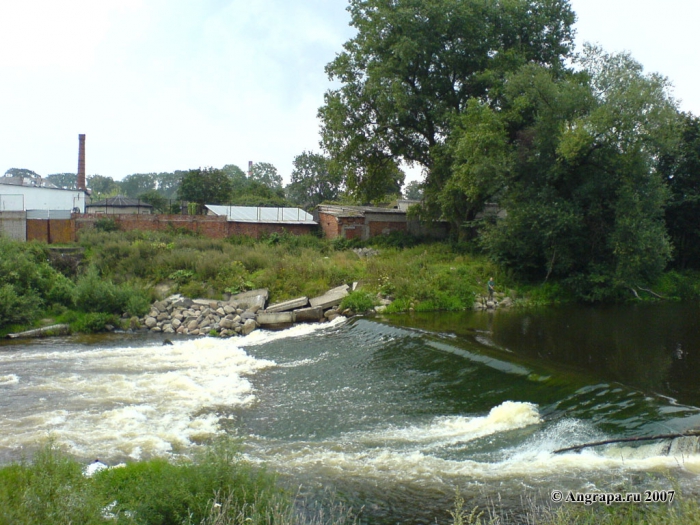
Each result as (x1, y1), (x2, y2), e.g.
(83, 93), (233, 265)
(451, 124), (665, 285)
(74, 266), (150, 315)
(340, 290), (377, 313)
(70, 312), (118, 333)
(94, 217), (120, 232)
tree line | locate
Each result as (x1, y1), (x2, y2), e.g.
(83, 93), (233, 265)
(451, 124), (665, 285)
(317, 0), (700, 300)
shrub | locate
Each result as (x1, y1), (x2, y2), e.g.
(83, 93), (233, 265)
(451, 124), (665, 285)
(340, 290), (377, 313)
(94, 217), (120, 232)
(70, 312), (118, 333)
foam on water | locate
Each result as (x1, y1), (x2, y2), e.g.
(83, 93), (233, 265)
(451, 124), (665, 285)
(246, 402), (700, 487)
(240, 316), (347, 348)
(358, 401), (541, 448)
(0, 337), (275, 461)
(0, 374), (19, 386)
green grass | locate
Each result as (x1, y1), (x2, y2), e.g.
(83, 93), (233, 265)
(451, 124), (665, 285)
(0, 439), (360, 525)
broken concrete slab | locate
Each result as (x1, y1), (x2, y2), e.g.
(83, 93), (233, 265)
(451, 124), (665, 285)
(326, 284), (350, 294)
(266, 296), (308, 313)
(229, 289), (269, 310)
(309, 289), (349, 309)
(293, 306), (324, 322)
(257, 312), (295, 325)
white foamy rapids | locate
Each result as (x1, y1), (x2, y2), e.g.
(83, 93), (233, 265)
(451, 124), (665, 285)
(359, 401), (542, 448)
(256, 443), (700, 487)
(0, 374), (19, 386)
(0, 338), (275, 461)
(240, 316), (347, 348)
(247, 405), (700, 486)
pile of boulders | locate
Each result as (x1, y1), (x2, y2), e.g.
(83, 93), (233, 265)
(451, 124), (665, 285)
(473, 292), (514, 310)
(136, 285), (355, 338)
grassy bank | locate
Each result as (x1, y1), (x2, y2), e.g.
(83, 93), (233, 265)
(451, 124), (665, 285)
(0, 440), (359, 525)
(2, 229), (700, 335)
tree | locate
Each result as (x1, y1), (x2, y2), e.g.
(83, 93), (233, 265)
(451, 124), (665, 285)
(249, 162), (283, 190)
(471, 47), (679, 299)
(139, 189), (170, 214)
(287, 152), (343, 208)
(177, 167), (233, 212)
(46, 173), (77, 189)
(154, 172), (183, 199)
(319, 0), (575, 208)
(4, 168), (40, 178)
(119, 173), (156, 197)
(403, 180), (423, 200)
(660, 113), (700, 269)
(87, 175), (120, 198)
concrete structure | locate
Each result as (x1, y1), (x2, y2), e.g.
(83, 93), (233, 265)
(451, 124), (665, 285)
(0, 182), (86, 213)
(86, 195), (153, 215)
(317, 204), (449, 240)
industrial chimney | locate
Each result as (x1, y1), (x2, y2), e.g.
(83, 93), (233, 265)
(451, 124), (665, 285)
(77, 134), (86, 190)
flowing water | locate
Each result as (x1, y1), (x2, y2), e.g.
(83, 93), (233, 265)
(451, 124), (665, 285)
(1, 304), (700, 523)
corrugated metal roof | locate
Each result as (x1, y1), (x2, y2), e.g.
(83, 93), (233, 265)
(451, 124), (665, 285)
(206, 205), (316, 224)
(87, 195), (153, 207)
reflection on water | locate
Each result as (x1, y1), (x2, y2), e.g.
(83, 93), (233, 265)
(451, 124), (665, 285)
(386, 302), (700, 407)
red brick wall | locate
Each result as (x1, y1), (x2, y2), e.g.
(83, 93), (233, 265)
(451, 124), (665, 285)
(368, 220), (407, 237)
(73, 214), (315, 240)
(318, 211), (342, 239)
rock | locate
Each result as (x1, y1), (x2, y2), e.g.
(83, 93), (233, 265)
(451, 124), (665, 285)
(324, 308), (338, 319)
(172, 297), (193, 308)
(240, 311), (257, 320)
(223, 305), (236, 315)
(486, 301), (496, 309)
(220, 318), (234, 329)
(187, 320), (198, 330)
(499, 297), (514, 308)
(156, 313), (169, 322)
(374, 305), (387, 313)
(241, 319), (257, 336)
(171, 318), (182, 329)
(144, 317), (157, 328)
(216, 307), (226, 316)
(151, 326), (162, 332)
(163, 326), (175, 334)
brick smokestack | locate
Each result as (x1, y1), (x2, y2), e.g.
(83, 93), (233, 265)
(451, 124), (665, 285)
(248, 160), (253, 178)
(77, 134), (86, 190)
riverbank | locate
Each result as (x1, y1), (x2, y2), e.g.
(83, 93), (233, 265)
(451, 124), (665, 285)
(2, 229), (700, 337)
(1, 441), (696, 525)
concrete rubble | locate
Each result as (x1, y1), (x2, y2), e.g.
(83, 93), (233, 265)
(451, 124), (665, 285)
(135, 285), (353, 338)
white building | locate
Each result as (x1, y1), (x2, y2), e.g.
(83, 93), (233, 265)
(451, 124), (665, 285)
(0, 182), (86, 213)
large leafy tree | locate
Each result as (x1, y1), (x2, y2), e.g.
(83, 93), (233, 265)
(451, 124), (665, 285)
(177, 167), (233, 211)
(120, 173), (156, 197)
(468, 47), (680, 299)
(319, 0), (575, 207)
(87, 175), (120, 198)
(660, 113), (700, 269)
(287, 151), (344, 208)
(46, 173), (77, 189)
(249, 162), (283, 191)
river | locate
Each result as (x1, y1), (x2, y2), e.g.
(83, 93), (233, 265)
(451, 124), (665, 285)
(1, 304), (699, 523)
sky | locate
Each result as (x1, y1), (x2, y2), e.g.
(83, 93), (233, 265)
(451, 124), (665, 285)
(1, 0), (698, 185)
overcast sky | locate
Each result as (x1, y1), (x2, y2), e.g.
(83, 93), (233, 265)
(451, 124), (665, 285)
(1, 0), (698, 184)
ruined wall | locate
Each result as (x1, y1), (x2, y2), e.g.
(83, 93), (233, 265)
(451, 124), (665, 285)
(317, 211), (343, 239)
(0, 211), (26, 241)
